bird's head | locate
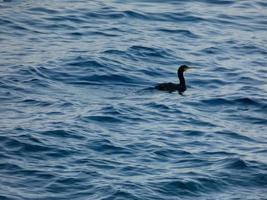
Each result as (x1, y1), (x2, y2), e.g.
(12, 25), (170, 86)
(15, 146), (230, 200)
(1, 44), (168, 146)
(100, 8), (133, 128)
(178, 65), (191, 73)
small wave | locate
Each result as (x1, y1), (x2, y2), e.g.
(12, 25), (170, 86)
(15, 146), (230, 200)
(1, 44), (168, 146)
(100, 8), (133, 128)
(182, 130), (205, 136)
(20, 98), (53, 107)
(154, 148), (191, 157)
(0, 0), (13, 2)
(80, 74), (139, 85)
(82, 115), (124, 123)
(151, 176), (225, 197)
(28, 7), (59, 14)
(163, 12), (205, 22)
(89, 31), (119, 37)
(202, 0), (234, 5)
(103, 190), (139, 200)
(89, 139), (132, 155)
(129, 45), (174, 59)
(0, 162), (23, 171)
(123, 10), (150, 20)
(154, 180), (200, 195)
(45, 15), (87, 24)
(257, 1), (267, 7)
(157, 28), (199, 38)
(252, 173), (267, 186)
(0, 18), (13, 26)
(40, 129), (85, 140)
(36, 67), (139, 86)
(232, 44), (267, 55)
(216, 130), (256, 142)
(217, 157), (248, 170)
(234, 97), (261, 106)
(200, 97), (263, 107)
(102, 49), (126, 55)
(145, 102), (170, 110)
(85, 11), (125, 20)
(4, 137), (52, 153)
(200, 46), (223, 55)
(228, 158), (248, 170)
(101, 49), (139, 62)
(66, 57), (105, 68)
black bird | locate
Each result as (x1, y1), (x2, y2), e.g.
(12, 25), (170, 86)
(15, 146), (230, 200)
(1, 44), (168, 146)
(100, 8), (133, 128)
(155, 65), (191, 94)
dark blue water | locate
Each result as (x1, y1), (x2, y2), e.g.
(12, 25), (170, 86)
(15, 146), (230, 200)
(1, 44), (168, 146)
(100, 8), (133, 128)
(1, 0), (267, 199)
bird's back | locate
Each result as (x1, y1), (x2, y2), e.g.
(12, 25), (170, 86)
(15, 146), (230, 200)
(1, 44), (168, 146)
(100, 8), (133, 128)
(155, 82), (179, 92)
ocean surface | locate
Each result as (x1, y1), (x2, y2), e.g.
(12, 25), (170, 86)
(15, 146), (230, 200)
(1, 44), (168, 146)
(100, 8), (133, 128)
(1, 0), (267, 199)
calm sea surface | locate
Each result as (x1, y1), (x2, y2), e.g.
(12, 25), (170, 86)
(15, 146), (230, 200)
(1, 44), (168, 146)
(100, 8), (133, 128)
(1, 0), (267, 199)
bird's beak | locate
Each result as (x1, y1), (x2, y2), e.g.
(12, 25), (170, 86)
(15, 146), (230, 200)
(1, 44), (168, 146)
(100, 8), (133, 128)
(184, 67), (192, 71)
(187, 66), (196, 70)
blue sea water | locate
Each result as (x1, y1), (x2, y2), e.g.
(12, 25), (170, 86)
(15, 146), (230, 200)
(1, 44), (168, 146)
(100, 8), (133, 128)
(1, 0), (267, 199)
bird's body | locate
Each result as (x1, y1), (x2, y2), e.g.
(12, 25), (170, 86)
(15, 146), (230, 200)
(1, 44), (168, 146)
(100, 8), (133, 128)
(155, 82), (184, 93)
(155, 65), (190, 94)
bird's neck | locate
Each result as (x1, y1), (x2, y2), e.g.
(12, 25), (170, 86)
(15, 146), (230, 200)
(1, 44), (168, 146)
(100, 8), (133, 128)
(178, 71), (185, 87)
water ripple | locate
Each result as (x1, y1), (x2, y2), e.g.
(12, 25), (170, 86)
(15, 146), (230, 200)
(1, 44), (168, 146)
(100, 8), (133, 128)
(1, 0), (267, 199)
